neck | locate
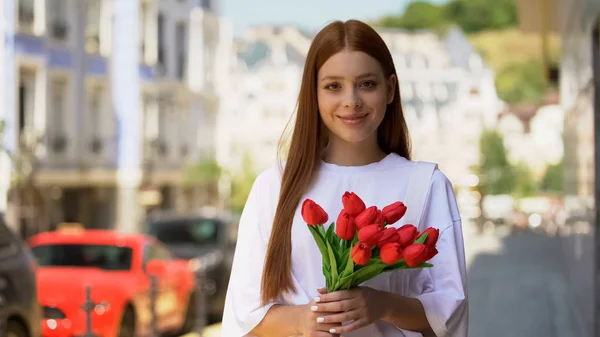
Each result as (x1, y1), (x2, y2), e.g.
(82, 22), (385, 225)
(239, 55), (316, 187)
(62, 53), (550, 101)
(322, 134), (387, 167)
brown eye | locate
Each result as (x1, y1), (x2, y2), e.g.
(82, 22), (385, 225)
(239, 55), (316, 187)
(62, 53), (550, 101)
(360, 81), (376, 89)
(325, 83), (341, 90)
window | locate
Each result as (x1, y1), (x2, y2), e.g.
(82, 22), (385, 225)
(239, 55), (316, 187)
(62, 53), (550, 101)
(139, 2), (148, 62)
(157, 13), (166, 72)
(18, 0), (35, 32)
(48, 0), (69, 40)
(18, 69), (36, 133)
(85, 0), (102, 53)
(176, 22), (187, 79)
(31, 244), (133, 270)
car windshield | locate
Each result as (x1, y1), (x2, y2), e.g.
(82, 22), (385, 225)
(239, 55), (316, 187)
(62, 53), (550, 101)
(31, 244), (133, 270)
(148, 218), (220, 245)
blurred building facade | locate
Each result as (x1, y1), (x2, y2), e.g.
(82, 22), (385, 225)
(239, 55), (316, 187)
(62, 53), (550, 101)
(378, 27), (504, 191)
(558, 1), (599, 335)
(0, 0), (232, 235)
(496, 93), (564, 178)
(216, 26), (311, 174)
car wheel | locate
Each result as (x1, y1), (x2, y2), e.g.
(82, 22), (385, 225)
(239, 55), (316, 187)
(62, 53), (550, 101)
(178, 292), (197, 334)
(6, 320), (28, 337)
(118, 306), (136, 337)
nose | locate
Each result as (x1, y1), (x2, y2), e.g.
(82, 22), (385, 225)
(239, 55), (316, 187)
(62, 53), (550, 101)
(344, 88), (362, 108)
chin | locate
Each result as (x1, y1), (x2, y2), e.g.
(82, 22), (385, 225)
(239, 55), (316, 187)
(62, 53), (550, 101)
(332, 129), (375, 144)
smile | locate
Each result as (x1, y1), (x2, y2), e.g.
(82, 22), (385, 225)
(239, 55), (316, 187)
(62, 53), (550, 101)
(337, 113), (369, 125)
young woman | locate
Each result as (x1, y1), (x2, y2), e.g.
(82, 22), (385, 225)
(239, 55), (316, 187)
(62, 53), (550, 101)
(222, 19), (468, 337)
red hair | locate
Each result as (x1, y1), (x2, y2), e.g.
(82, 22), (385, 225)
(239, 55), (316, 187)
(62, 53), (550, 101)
(261, 20), (411, 304)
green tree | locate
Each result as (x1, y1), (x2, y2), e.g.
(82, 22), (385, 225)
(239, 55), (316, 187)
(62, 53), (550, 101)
(495, 57), (551, 104)
(375, 0), (517, 33)
(183, 157), (222, 185)
(512, 161), (537, 198)
(540, 159), (564, 193)
(229, 153), (259, 214)
(378, 2), (448, 30)
(477, 129), (515, 195)
(444, 0), (517, 33)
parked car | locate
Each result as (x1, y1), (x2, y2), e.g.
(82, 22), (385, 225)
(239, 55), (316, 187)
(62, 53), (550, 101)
(145, 212), (235, 323)
(0, 212), (42, 337)
(28, 226), (198, 337)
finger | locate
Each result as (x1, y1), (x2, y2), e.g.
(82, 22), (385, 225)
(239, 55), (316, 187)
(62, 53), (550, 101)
(329, 317), (369, 334)
(311, 299), (357, 313)
(316, 310), (359, 324)
(315, 321), (338, 332)
(316, 289), (355, 303)
(315, 332), (339, 337)
(317, 287), (328, 295)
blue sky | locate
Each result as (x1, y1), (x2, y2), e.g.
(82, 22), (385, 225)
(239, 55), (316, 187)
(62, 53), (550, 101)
(222, 0), (450, 37)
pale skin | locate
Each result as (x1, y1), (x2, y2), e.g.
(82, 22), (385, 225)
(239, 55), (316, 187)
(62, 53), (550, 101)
(251, 49), (435, 337)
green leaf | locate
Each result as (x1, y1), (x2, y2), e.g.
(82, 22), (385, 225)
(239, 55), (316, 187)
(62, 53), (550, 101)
(325, 240), (338, 292)
(342, 251), (355, 278)
(326, 221), (336, 243)
(414, 232), (428, 244)
(309, 226), (330, 269)
(415, 262), (433, 268)
(350, 261), (387, 287)
(383, 259), (409, 271)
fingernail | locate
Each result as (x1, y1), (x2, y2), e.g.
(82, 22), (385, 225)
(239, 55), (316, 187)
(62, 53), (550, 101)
(316, 317), (325, 323)
(330, 328), (337, 333)
(311, 305), (318, 311)
(314, 296), (321, 302)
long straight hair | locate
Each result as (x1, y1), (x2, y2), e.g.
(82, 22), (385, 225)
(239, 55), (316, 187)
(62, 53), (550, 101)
(261, 20), (411, 304)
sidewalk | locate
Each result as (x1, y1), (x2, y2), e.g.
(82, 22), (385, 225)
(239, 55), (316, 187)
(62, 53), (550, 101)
(181, 323), (221, 337)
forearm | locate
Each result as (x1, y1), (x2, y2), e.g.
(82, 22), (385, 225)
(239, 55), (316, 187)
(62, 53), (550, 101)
(250, 304), (303, 337)
(378, 290), (435, 336)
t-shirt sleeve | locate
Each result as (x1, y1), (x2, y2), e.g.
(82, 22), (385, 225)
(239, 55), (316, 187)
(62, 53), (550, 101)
(394, 169), (469, 337)
(221, 170), (280, 337)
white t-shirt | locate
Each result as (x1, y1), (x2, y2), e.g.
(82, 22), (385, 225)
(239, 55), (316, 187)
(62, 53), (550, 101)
(221, 153), (468, 337)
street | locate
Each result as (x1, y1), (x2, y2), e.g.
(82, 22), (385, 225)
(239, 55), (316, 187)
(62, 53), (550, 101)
(195, 224), (585, 337)
(464, 224), (583, 337)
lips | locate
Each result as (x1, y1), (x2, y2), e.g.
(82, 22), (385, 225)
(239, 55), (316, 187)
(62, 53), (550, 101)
(338, 113), (369, 125)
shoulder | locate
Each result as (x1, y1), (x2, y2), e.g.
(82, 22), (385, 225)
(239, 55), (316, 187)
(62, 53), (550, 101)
(425, 165), (461, 222)
(431, 167), (454, 191)
(251, 164), (283, 198)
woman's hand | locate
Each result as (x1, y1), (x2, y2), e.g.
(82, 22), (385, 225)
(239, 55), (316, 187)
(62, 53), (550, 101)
(310, 287), (387, 334)
(296, 297), (341, 337)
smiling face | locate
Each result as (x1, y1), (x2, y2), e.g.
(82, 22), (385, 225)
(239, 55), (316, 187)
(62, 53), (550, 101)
(317, 50), (396, 145)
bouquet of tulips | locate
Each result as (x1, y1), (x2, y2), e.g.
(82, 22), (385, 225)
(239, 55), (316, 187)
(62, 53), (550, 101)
(302, 192), (439, 292)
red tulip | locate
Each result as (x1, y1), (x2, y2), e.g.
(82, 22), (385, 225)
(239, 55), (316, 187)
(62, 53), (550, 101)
(424, 247), (439, 261)
(301, 199), (328, 225)
(376, 227), (399, 248)
(355, 206), (380, 229)
(374, 211), (385, 227)
(397, 224), (419, 248)
(342, 192), (366, 217)
(380, 242), (403, 265)
(403, 244), (429, 267)
(358, 224), (383, 247)
(382, 202), (407, 225)
(420, 227), (440, 248)
(351, 243), (372, 265)
(335, 209), (356, 241)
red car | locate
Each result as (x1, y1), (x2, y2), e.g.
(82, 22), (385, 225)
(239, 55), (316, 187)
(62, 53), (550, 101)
(28, 227), (198, 337)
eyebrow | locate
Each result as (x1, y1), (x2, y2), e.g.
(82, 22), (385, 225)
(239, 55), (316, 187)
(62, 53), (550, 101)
(320, 72), (378, 82)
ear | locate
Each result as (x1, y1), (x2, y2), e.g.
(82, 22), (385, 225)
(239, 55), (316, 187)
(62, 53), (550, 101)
(386, 74), (397, 104)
